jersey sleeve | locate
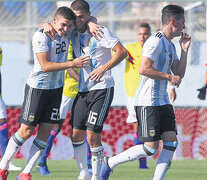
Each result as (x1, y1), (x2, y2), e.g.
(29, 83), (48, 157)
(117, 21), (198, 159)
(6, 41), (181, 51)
(32, 30), (49, 53)
(98, 27), (120, 49)
(142, 36), (162, 62)
(171, 43), (179, 61)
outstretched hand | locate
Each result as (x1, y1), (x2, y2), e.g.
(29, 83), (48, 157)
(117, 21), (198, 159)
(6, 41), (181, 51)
(88, 22), (104, 40)
(43, 23), (56, 40)
(71, 56), (91, 68)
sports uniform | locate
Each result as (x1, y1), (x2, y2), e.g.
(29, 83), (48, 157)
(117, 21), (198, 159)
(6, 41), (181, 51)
(135, 31), (178, 142)
(18, 29), (73, 126)
(70, 26), (119, 133)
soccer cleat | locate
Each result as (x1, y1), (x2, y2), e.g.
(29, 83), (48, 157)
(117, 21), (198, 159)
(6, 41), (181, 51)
(36, 165), (51, 175)
(8, 162), (22, 171)
(75, 175), (91, 180)
(0, 168), (8, 180)
(87, 164), (92, 175)
(139, 157), (149, 169)
(16, 172), (32, 180)
(100, 156), (112, 180)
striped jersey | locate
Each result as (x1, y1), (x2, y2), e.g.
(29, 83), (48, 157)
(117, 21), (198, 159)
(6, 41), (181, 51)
(27, 29), (73, 90)
(135, 31), (178, 106)
(78, 26), (119, 92)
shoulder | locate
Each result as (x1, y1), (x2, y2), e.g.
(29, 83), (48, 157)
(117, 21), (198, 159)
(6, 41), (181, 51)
(33, 29), (48, 42)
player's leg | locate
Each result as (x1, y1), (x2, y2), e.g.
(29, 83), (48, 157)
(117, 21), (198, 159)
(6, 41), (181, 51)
(126, 96), (148, 169)
(85, 88), (114, 180)
(70, 92), (90, 179)
(17, 86), (62, 179)
(85, 134), (92, 173)
(153, 105), (178, 180)
(100, 106), (160, 180)
(37, 95), (74, 175)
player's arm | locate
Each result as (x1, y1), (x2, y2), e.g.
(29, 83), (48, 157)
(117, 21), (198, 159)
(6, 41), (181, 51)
(67, 67), (79, 82)
(36, 52), (91, 72)
(171, 33), (191, 79)
(169, 82), (176, 103)
(139, 56), (181, 87)
(89, 42), (127, 82)
(87, 16), (103, 39)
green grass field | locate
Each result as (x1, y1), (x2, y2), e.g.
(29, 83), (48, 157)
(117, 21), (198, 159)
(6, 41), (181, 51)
(7, 159), (207, 180)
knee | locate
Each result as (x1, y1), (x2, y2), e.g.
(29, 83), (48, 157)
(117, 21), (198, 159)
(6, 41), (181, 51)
(18, 127), (33, 140)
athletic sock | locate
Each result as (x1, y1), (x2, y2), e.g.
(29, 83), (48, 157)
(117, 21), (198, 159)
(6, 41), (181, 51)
(73, 140), (89, 178)
(91, 146), (104, 180)
(153, 142), (178, 180)
(22, 137), (46, 173)
(0, 122), (9, 157)
(38, 129), (58, 166)
(85, 135), (92, 165)
(108, 144), (157, 169)
(0, 132), (24, 170)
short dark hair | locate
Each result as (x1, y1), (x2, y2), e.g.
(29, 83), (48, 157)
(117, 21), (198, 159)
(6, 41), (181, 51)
(139, 23), (151, 34)
(70, 0), (90, 14)
(55, 6), (76, 21)
(161, 4), (184, 25)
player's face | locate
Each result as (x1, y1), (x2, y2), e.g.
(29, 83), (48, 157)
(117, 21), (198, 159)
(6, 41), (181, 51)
(137, 27), (151, 47)
(72, 9), (90, 33)
(173, 16), (185, 37)
(53, 16), (74, 36)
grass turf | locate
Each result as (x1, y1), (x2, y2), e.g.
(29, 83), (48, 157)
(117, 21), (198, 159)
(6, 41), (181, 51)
(7, 159), (207, 180)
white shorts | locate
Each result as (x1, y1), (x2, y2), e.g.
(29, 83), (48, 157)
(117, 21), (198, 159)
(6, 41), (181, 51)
(126, 96), (137, 123)
(59, 95), (75, 119)
(0, 98), (7, 119)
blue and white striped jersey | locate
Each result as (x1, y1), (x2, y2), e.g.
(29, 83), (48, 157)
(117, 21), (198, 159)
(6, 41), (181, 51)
(27, 29), (73, 90)
(135, 31), (178, 106)
(78, 26), (119, 92)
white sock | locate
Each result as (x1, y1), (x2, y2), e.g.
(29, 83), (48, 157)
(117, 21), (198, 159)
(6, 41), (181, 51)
(0, 133), (24, 170)
(73, 140), (89, 178)
(108, 144), (148, 169)
(22, 137), (46, 173)
(153, 148), (174, 180)
(91, 146), (104, 180)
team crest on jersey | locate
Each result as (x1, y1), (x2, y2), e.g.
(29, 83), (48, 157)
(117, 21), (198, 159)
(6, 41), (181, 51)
(28, 113), (35, 122)
(37, 41), (43, 47)
(149, 128), (155, 137)
(147, 45), (156, 54)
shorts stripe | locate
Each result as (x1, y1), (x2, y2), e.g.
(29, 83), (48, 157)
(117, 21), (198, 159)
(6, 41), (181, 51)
(23, 86), (33, 120)
(141, 107), (148, 137)
(96, 88), (111, 126)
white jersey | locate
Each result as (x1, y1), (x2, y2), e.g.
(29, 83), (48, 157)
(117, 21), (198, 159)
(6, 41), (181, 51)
(77, 26), (119, 92)
(135, 31), (178, 106)
(27, 29), (72, 90)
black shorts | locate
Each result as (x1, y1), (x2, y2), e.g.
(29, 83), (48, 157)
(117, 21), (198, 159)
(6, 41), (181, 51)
(18, 84), (63, 126)
(135, 104), (176, 142)
(70, 87), (114, 133)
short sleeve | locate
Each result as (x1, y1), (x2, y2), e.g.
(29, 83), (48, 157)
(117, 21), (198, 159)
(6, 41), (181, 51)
(32, 30), (49, 53)
(142, 36), (162, 62)
(98, 27), (119, 49)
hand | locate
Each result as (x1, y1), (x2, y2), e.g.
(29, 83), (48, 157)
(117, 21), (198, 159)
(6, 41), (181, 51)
(71, 56), (91, 68)
(89, 67), (105, 82)
(169, 88), (176, 103)
(169, 74), (181, 87)
(43, 23), (56, 40)
(88, 22), (104, 40)
(179, 32), (191, 52)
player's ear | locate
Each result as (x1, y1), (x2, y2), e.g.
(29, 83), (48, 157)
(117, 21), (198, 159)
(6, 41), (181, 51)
(171, 17), (176, 26)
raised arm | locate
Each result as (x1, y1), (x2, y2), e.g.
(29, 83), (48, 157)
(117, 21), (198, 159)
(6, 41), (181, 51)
(171, 33), (191, 79)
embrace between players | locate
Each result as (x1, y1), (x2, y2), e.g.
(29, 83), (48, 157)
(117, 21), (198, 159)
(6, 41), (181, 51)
(0, 1), (191, 180)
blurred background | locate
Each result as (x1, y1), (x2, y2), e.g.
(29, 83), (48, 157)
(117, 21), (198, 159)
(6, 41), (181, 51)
(0, 1), (207, 160)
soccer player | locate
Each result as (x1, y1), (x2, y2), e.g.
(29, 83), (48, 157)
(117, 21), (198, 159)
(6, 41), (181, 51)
(0, 7), (91, 180)
(0, 47), (22, 171)
(36, 42), (92, 175)
(100, 4), (191, 180)
(124, 23), (151, 169)
(197, 63), (207, 100)
(69, 1), (127, 180)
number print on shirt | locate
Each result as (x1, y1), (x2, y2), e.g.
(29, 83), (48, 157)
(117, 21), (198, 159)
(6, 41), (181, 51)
(88, 111), (98, 125)
(50, 108), (60, 121)
(56, 41), (66, 54)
